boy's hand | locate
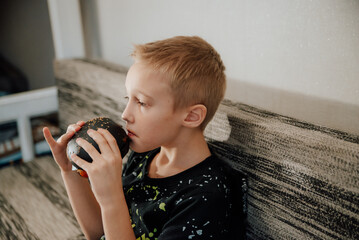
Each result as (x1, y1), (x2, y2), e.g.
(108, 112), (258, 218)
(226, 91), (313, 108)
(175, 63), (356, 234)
(43, 121), (86, 172)
(70, 128), (124, 206)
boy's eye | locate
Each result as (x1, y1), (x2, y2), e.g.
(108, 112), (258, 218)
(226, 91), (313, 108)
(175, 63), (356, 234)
(124, 96), (147, 107)
(137, 100), (146, 107)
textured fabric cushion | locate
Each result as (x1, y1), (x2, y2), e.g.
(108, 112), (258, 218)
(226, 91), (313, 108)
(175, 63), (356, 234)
(55, 59), (359, 240)
(55, 59), (128, 130)
(206, 101), (359, 239)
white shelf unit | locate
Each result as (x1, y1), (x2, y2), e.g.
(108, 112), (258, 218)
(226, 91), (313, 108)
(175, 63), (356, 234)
(0, 86), (58, 162)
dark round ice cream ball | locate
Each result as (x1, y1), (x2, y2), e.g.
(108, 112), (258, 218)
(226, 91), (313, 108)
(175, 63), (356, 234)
(67, 117), (129, 176)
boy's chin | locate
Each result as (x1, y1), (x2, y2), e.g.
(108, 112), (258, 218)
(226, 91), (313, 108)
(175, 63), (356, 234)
(130, 142), (159, 153)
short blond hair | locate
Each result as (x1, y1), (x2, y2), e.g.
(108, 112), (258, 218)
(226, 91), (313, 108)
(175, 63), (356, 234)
(131, 36), (226, 130)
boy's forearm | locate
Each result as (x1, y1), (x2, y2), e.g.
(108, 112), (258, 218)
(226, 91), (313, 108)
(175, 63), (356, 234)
(101, 190), (136, 240)
(61, 171), (104, 239)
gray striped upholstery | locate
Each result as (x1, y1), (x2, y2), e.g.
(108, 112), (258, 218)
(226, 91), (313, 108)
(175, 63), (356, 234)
(54, 59), (359, 240)
(0, 156), (85, 239)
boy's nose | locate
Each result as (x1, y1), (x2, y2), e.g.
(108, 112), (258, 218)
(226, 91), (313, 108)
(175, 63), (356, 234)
(122, 104), (134, 123)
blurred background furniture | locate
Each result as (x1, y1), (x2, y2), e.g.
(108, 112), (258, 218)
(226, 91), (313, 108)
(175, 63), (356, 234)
(0, 87), (58, 164)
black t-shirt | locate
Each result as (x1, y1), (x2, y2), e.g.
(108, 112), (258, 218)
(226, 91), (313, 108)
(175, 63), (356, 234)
(121, 148), (246, 240)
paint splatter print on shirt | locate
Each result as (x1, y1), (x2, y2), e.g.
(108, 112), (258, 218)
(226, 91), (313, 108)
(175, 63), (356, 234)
(119, 148), (246, 240)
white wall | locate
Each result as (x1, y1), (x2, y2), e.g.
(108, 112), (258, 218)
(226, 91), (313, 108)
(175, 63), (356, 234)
(47, 0), (85, 59)
(95, 0), (359, 134)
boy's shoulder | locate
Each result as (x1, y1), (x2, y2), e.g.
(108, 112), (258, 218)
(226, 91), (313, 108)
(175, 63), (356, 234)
(123, 147), (244, 183)
(122, 147), (247, 200)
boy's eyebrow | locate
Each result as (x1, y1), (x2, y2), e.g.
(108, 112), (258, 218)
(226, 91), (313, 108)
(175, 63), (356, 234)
(134, 89), (153, 100)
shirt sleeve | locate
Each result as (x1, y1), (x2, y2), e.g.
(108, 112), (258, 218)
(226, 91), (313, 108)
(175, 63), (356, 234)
(158, 191), (236, 240)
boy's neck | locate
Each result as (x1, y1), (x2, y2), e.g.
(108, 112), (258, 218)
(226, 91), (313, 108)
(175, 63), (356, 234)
(148, 129), (211, 178)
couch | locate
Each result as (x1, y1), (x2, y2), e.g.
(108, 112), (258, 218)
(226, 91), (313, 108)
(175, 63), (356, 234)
(54, 58), (359, 240)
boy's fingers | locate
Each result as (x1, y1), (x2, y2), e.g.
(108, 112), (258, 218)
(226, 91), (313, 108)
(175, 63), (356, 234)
(62, 121), (85, 143)
(87, 129), (113, 157)
(76, 138), (102, 162)
(60, 130), (76, 143)
(97, 128), (121, 156)
(43, 127), (57, 149)
(71, 154), (90, 171)
(67, 124), (81, 134)
(77, 120), (86, 126)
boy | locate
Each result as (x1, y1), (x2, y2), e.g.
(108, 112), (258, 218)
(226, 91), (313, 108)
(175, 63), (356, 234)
(43, 36), (244, 239)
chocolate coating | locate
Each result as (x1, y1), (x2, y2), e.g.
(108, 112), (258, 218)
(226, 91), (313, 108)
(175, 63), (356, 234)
(67, 117), (129, 171)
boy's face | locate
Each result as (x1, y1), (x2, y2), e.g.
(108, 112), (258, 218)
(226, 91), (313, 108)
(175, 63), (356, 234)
(122, 62), (186, 153)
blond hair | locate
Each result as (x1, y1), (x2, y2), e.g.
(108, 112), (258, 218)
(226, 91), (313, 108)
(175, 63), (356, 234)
(131, 36), (226, 130)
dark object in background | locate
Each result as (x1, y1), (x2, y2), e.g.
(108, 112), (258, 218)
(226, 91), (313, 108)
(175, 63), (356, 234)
(67, 117), (129, 177)
(0, 55), (29, 96)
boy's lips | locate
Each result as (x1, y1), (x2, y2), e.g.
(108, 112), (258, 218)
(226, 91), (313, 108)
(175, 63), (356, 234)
(127, 129), (136, 137)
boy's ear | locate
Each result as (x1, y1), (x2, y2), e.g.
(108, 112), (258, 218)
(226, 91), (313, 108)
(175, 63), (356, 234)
(183, 104), (207, 128)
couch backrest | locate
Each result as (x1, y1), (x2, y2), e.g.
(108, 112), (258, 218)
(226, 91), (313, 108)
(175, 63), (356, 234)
(55, 59), (359, 240)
